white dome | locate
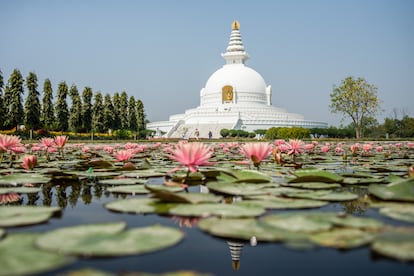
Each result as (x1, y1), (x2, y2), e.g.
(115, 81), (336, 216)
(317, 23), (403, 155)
(201, 64), (268, 106)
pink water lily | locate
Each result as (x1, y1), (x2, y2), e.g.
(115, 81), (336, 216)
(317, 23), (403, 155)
(286, 139), (304, 156)
(0, 134), (24, 154)
(240, 142), (273, 168)
(115, 149), (134, 162)
(166, 142), (213, 172)
(22, 155), (37, 170)
(54, 135), (68, 148)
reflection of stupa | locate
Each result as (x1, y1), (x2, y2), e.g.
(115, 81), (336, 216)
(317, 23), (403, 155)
(147, 20), (327, 138)
(227, 240), (244, 270)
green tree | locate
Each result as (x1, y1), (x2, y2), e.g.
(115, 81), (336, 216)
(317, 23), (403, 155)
(103, 93), (115, 132)
(128, 96), (137, 132)
(136, 99), (146, 132)
(24, 72), (42, 131)
(112, 92), (121, 130)
(92, 92), (104, 133)
(68, 84), (83, 133)
(55, 81), (69, 131)
(330, 76), (382, 139)
(82, 87), (93, 132)
(0, 69), (4, 129)
(400, 115), (414, 138)
(41, 78), (55, 130)
(4, 69), (25, 130)
(119, 91), (129, 129)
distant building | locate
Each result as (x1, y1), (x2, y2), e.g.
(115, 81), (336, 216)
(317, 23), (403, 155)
(147, 20), (327, 138)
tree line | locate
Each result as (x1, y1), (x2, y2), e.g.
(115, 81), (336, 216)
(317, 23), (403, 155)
(0, 68), (146, 137)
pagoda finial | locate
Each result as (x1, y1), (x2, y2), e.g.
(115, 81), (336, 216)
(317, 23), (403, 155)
(232, 20), (240, 30)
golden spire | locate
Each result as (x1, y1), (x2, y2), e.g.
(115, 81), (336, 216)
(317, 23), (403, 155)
(231, 20), (240, 30)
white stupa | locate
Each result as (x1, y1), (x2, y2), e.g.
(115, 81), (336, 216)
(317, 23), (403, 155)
(147, 20), (327, 138)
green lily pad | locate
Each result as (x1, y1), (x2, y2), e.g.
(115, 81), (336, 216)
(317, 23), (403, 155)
(371, 228), (414, 261)
(35, 222), (184, 257)
(107, 185), (150, 194)
(0, 186), (41, 194)
(260, 213), (333, 233)
(281, 189), (359, 201)
(309, 228), (374, 249)
(145, 184), (184, 193)
(0, 229), (5, 239)
(206, 182), (271, 196)
(150, 190), (223, 204)
(378, 205), (414, 223)
(328, 214), (384, 230)
(368, 178), (414, 202)
(290, 169), (344, 183)
(216, 169), (273, 183)
(242, 195), (328, 209)
(0, 173), (51, 186)
(122, 170), (165, 178)
(98, 178), (146, 185)
(342, 177), (385, 185)
(105, 198), (177, 214)
(281, 182), (341, 189)
(168, 202), (266, 218)
(0, 233), (74, 276)
(0, 206), (61, 227)
(198, 217), (308, 242)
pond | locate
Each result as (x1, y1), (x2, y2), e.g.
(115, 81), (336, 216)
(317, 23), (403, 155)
(1, 139), (414, 276)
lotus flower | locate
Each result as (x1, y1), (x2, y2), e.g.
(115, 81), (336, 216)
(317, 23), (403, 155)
(286, 139), (304, 156)
(22, 155), (37, 170)
(0, 134), (23, 154)
(54, 135), (68, 149)
(0, 192), (21, 204)
(240, 142), (273, 168)
(115, 150), (134, 162)
(166, 142), (213, 172)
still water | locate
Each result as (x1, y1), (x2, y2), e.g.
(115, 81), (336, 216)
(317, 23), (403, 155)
(7, 179), (414, 276)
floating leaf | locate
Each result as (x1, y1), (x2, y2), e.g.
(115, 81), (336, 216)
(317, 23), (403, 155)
(281, 182), (341, 190)
(242, 195), (328, 209)
(35, 222), (184, 257)
(206, 182), (272, 196)
(368, 178), (414, 202)
(216, 169), (272, 183)
(290, 169), (343, 183)
(105, 198), (177, 214)
(260, 213), (333, 233)
(169, 202), (266, 218)
(0, 233), (74, 276)
(309, 228), (374, 249)
(0, 206), (61, 227)
(98, 178), (146, 185)
(122, 170), (165, 178)
(378, 205), (414, 223)
(0, 186), (41, 194)
(150, 190), (223, 204)
(107, 185), (150, 194)
(371, 228), (414, 261)
(281, 189), (359, 201)
(0, 173), (51, 186)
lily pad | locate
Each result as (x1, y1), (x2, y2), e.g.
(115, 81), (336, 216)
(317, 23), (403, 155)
(0, 186), (41, 194)
(260, 213), (333, 233)
(198, 217), (308, 242)
(0, 173), (51, 186)
(242, 195), (328, 209)
(378, 205), (414, 223)
(97, 178), (146, 185)
(309, 228), (374, 249)
(150, 190), (223, 204)
(206, 182), (271, 196)
(281, 189), (359, 201)
(216, 169), (273, 183)
(0, 232), (74, 276)
(168, 202), (266, 218)
(371, 228), (414, 261)
(368, 178), (414, 202)
(107, 185), (150, 194)
(281, 182), (341, 190)
(35, 222), (184, 257)
(0, 206), (61, 227)
(290, 169), (344, 183)
(105, 198), (177, 214)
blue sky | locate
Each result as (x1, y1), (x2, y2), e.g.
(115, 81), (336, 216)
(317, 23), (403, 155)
(1, 0), (413, 127)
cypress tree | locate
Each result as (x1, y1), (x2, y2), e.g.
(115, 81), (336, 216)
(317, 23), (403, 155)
(103, 93), (115, 132)
(5, 69), (24, 130)
(24, 72), (42, 131)
(82, 87), (93, 132)
(128, 96), (137, 132)
(68, 84), (83, 133)
(92, 92), (104, 133)
(55, 81), (69, 131)
(41, 78), (55, 130)
(119, 91), (128, 129)
(112, 92), (121, 130)
(136, 99), (146, 132)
